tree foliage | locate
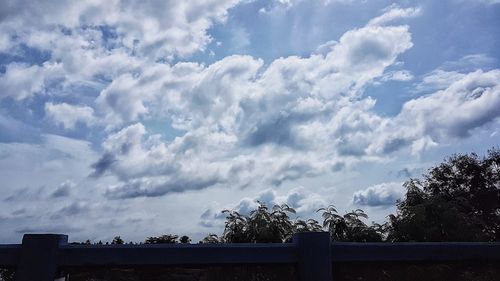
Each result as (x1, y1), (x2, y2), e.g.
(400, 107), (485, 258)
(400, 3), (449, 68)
(145, 234), (179, 244)
(222, 203), (297, 243)
(200, 234), (221, 244)
(387, 149), (500, 242)
(221, 202), (382, 243)
(111, 236), (124, 245)
(179, 235), (191, 244)
(318, 206), (383, 242)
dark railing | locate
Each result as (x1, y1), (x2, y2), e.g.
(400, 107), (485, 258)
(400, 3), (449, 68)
(1, 233), (499, 281)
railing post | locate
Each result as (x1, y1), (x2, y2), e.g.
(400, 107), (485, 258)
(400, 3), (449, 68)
(16, 234), (68, 281)
(293, 232), (332, 281)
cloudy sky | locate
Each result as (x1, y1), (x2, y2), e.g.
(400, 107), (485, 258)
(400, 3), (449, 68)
(1, 0), (499, 243)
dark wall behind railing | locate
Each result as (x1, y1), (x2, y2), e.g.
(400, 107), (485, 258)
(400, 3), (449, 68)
(1, 233), (499, 281)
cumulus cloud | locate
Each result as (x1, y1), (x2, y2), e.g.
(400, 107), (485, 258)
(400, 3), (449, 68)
(352, 182), (404, 207)
(91, 7), (424, 198)
(368, 69), (500, 155)
(0, 0), (242, 59)
(0, 63), (61, 100)
(0, 0), (246, 107)
(4, 4), (498, 203)
(45, 102), (96, 129)
(403, 70), (500, 138)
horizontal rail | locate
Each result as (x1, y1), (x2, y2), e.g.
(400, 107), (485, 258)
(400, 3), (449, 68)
(0, 245), (20, 266)
(2, 233), (500, 281)
(58, 243), (297, 266)
(3, 242), (500, 267)
(331, 242), (500, 262)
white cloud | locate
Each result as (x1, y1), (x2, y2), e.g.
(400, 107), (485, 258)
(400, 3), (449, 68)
(401, 70), (500, 138)
(415, 70), (466, 93)
(92, 11), (420, 198)
(413, 54), (497, 93)
(0, 63), (59, 100)
(75, 6), (500, 201)
(369, 69), (500, 155)
(0, 0), (243, 59)
(353, 182), (404, 207)
(368, 5), (421, 27)
(0, 1), (249, 104)
(324, 25), (413, 85)
(45, 102), (96, 129)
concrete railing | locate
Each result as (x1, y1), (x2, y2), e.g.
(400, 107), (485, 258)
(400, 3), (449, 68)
(1, 232), (499, 281)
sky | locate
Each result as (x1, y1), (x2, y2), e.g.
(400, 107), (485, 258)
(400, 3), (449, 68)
(0, 0), (499, 243)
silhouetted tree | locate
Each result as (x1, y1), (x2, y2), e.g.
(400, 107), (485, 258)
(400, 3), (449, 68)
(388, 149), (500, 242)
(221, 209), (249, 243)
(179, 235), (191, 244)
(318, 205), (383, 242)
(111, 236), (124, 244)
(145, 234), (178, 244)
(247, 203), (295, 243)
(222, 202), (296, 243)
(293, 218), (323, 233)
(200, 234), (221, 244)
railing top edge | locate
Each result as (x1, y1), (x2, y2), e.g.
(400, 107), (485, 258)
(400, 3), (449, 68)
(61, 243), (297, 249)
(331, 242), (500, 246)
(0, 244), (21, 248)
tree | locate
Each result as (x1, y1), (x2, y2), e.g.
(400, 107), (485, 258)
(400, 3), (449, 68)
(221, 209), (249, 243)
(222, 202), (296, 243)
(200, 233), (221, 244)
(144, 234), (178, 244)
(179, 235), (191, 244)
(246, 203), (295, 243)
(388, 149), (500, 242)
(318, 205), (383, 242)
(293, 218), (323, 233)
(111, 236), (124, 244)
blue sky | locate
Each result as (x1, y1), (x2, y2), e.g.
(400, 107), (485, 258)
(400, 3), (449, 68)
(0, 0), (499, 243)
